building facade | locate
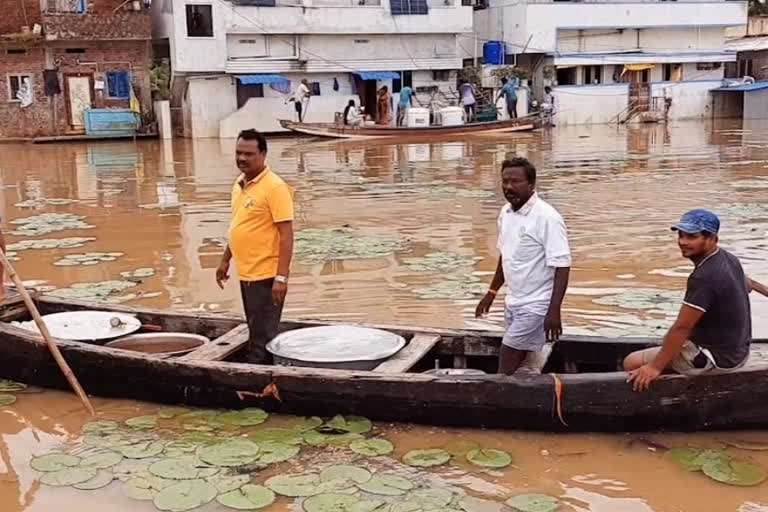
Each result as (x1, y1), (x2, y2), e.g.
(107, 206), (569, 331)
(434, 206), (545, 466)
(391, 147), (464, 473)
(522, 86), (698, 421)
(0, 0), (152, 139)
(473, 0), (748, 125)
(726, 15), (768, 81)
(152, 0), (473, 137)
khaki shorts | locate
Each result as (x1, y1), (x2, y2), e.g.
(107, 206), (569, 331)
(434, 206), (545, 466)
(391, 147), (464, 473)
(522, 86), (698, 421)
(639, 341), (747, 376)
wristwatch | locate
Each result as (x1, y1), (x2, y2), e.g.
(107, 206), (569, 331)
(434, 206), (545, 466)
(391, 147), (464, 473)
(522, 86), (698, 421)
(275, 275), (288, 284)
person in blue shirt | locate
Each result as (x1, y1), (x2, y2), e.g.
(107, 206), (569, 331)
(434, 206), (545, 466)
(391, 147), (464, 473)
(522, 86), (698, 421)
(397, 85), (413, 126)
(496, 77), (518, 119)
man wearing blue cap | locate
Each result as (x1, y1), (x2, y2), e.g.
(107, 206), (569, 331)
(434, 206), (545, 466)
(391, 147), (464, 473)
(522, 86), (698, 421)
(625, 209), (768, 391)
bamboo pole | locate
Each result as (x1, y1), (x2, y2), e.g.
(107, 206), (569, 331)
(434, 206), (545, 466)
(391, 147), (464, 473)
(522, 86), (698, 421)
(0, 250), (96, 416)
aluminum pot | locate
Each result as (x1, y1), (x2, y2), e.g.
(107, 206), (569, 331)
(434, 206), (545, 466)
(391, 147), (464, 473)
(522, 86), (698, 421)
(105, 333), (209, 357)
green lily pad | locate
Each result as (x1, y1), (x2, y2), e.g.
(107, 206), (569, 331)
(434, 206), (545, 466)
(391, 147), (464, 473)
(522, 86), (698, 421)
(357, 474), (414, 496)
(458, 495), (507, 512)
(0, 379), (26, 392)
(118, 441), (166, 459)
(125, 415), (158, 429)
(665, 447), (728, 471)
(406, 488), (455, 509)
(40, 467), (97, 486)
(73, 470), (114, 490)
(402, 449), (451, 468)
(149, 456), (220, 480)
(198, 439), (261, 467)
(318, 478), (358, 494)
(179, 410), (220, 424)
(304, 431), (364, 447)
(217, 484), (276, 510)
(0, 394), (17, 406)
(303, 493), (360, 512)
(124, 483), (157, 500)
(325, 415), (373, 434)
(506, 494), (559, 512)
(289, 416), (324, 432)
(444, 440), (481, 457)
(348, 501), (388, 512)
(215, 408), (268, 427)
(31, 453), (81, 472)
(158, 407), (190, 419)
(256, 441), (300, 464)
(84, 433), (130, 448)
(350, 439), (394, 457)
(702, 459), (767, 486)
(208, 473), (253, 493)
(265, 473), (321, 497)
(164, 441), (199, 457)
(80, 451), (123, 469)
(466, 448), (512, 469)
(248, 428), (304, 445)
(320, 465), (372, 485)
(154, 480), (218, 511)
(112, 459), (150, 476)
(83, 420), (120, 434)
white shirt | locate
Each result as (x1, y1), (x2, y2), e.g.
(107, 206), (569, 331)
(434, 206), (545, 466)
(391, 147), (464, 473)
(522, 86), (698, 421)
(496, 193), (571, 314)
(294, 83), (310, 101)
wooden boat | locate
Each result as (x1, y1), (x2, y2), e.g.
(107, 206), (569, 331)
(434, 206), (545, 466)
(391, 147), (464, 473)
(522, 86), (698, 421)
(1, 294), (767, 432)
(279, 114), (539, 140)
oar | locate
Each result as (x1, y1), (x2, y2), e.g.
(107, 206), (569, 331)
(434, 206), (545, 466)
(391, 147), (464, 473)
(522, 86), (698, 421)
(0, 249), (96, 416)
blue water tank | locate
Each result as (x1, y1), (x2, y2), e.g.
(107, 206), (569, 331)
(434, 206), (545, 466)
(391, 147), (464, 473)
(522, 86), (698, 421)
(483, 41), (505, 66)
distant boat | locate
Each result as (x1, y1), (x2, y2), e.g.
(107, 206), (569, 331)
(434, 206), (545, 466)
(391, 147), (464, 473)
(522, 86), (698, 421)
(279, 114), (539, 140)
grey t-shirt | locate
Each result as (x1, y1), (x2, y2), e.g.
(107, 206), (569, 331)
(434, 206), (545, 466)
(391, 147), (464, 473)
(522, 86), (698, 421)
(683, 249), (751, 368)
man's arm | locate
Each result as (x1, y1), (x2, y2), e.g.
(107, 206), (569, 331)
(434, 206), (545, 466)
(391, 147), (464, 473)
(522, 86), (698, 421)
(272, 221), (294, 307)
(215, 245), (232, 289)
(475, 256), (505, 318)
(0, 226), (6, 301)
(748, 277), (768, 298)
(544, 267), (570, 342)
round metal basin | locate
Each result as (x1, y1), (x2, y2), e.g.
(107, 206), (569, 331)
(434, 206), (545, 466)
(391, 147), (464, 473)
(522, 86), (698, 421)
(105, 333), (208, 357)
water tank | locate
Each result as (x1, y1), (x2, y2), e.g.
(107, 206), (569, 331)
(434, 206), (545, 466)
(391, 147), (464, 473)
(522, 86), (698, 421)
(440, 106), (464, 126)
(483, 41), (505, 66)
(407, 108), (430, 128)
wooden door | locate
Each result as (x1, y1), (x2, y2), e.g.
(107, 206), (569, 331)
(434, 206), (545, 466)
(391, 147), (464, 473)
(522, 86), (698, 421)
(66, 75), (93, 129)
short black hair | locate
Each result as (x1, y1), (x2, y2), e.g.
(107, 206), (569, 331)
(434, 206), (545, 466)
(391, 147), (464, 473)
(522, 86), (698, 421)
(500, 77), (508, 84)
(237, 129), (267, 153)
(501, 157), (536, 184)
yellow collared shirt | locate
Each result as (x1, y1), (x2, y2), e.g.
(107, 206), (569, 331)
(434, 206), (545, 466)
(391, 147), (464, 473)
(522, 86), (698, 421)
(229, 167), (294, 280)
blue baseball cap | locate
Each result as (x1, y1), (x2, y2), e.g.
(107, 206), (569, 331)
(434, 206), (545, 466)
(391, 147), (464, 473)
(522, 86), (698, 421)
(671, 209), (720, 235)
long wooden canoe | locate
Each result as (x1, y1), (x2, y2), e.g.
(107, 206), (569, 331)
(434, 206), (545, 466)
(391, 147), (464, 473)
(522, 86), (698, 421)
(279, 115), (539, 140)
(1, 295), (767, 432)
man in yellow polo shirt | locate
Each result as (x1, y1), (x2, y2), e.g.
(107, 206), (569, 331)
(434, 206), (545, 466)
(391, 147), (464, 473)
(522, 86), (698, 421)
(216, 129), (294, 364)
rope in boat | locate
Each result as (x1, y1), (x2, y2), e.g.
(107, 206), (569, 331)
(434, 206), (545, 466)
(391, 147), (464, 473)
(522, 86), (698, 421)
(236, 381), (281, 402)
(549, 373), (568, 427)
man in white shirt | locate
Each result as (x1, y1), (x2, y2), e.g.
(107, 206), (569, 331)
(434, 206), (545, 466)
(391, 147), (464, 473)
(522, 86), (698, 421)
(475, 157), (571, 374)
(289, 79), (311, 122)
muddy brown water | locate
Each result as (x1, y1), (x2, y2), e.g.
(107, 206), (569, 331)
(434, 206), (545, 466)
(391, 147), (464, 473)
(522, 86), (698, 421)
(1, 120), (767, 511)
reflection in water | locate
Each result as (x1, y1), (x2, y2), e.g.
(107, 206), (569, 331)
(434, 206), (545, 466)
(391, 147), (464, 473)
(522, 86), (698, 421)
(1, 120), (768, 511)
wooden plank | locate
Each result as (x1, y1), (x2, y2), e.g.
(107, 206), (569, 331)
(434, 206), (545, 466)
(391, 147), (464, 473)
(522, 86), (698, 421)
(180, 324), (249, 361)
(373, 334), (441, 373)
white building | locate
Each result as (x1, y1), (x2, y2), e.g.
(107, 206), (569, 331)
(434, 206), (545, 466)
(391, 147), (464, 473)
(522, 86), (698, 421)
(152, 0), (473, 137)
(473, 0), (748, 125)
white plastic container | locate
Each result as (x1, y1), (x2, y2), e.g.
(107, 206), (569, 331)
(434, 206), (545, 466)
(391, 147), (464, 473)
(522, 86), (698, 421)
(441, 106), (464, 126)
(407, 108), (430, 128)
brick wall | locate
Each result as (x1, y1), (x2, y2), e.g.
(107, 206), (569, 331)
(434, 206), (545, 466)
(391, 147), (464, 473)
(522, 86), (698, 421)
(0, 0), (42, 35)
(43, 0), (151, 41)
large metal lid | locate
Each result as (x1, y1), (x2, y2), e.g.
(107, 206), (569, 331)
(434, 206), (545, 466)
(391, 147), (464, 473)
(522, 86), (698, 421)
(14, 311), (142, 341)
(267, 325), (406, 363)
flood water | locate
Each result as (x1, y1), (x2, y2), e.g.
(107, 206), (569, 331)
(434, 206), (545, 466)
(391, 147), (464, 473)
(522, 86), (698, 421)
(1, 120), (767, 511)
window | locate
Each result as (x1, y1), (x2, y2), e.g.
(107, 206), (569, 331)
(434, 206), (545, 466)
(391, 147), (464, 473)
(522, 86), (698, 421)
(432, 70), (451, 81)
(236, 83), (263, 108)
(65, 48), (86, 54)
(392, 70), (413, 93)
(186, 5), (213, 38)
(310, 82), (321, 95)
(739, 59), (754, 77)
(7, 74), (31, 102)
(556, 67), (576, 85)
(106, 71), (131, 99)
(663, 63), (683, 82)
(6, 49), (26, 55)
(583, 65), (602, 85)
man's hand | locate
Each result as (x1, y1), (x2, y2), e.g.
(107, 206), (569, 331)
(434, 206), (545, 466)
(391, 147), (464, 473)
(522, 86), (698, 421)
(272, 281), (287, 307)
(544, 308), (562, 342)
(627, 364), (662, 392)
(475, 291), (496, 318)
(215, 260), (230, 290)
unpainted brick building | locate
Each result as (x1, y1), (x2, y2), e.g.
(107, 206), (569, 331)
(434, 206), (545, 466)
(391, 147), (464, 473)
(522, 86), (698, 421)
(0, 0), (152, 138)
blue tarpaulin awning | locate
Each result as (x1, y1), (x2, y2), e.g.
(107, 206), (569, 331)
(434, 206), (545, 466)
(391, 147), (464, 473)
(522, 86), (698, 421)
(236, 74), (288, 85)
(355, 71), (401, 81)
(712, 81), (768, 92)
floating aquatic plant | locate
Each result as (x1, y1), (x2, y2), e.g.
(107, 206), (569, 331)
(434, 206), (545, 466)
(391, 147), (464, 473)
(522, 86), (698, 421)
(412, 277), (487, 300)
(7, 237), (96, 251)
(53, 252), (124, 266)
(402, 449), (451, 468)
(295, 227), (411, 264)
(404, 252), (480, 272)
(9, 213), (94, 236)
(14, 198), (79, 208)
(505, 493), (560, 512)
(466, 448), (512, 469)
(666, 446), (766, 486)
(349, 439), (394, 457)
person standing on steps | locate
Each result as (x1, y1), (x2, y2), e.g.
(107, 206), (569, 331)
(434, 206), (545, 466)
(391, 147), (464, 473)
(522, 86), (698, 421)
(216, 129), (294, 364)
(475, 157), (571, 375)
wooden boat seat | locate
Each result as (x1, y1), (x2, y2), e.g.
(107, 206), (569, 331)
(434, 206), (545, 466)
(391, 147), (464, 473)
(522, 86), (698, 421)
(373, 334), (441, 373)
(180, 323), (249, 361)
(516, 344), (554, 375)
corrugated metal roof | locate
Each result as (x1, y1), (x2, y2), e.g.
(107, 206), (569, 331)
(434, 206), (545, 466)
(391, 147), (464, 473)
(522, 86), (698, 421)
(712, 81), (768, 92)
(236, 74), (288, 85)
(725, 35), (768, 52)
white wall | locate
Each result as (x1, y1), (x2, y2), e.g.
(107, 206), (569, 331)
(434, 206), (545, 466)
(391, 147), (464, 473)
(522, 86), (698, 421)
(743, 88), (768, 120)
(553, 84), (629, 126)
(651, 80), (722, 120)
(556, 27), (725, 54)
(187, 76), (238, 138)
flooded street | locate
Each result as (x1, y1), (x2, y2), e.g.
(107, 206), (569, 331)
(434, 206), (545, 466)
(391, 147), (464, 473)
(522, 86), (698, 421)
(1, 120), (768, 511)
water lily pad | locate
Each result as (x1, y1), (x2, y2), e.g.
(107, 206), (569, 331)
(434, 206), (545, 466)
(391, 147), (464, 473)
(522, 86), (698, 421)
(80, 451), (123, 469)
(118, 441), (166, 459)
(402, 449), (451, 467)
(0, 379), (26, 392)
(255, 441), (300, 464)
(154, 480), (218, 511)
(217, 484), (276, 510)
(357, 474), (414, 496)
(404, 252), (478, 272)
(350, 439), (394, 457)
(320, 465), (372, 485)
(125, 415), (158, 429)
(348, 501), (388, 512)
(459, 496), (507, 512)
(158, 407), (189, 419)
(73, 470), (114, 490)
(112, 459), (150, 476)
(265, 473), (321, 497)
(289, 416), (324, 432)
(40, 467), (97, 486)
(295, 227), (411, 264)
(10, 213), (94, 236)
(702, 459), (767, 486)
(149, 456), (219, 480)
(0, 394), (17, 406)
(666, 447), (728, 472)
(466, 448), (512, 468)
(325, 415), (373, 434)
(304, 431), (364, 447)
(31, 453), (81, 472)
(164, 441), (199, 457)
(444, 440), (480, 457)
(318, 478), (358, 494)
(84, 433), (130, 448)
(83, 420), (119, 434)
(215, 408), (269, 427)
(209, 473), (252, 493)
(406, 488), (455, 509)
(506, 494), (559, 512)
(198, 438), (261, 467)
(303, 493), (360, 512)
(248, 428), (304, 445)
(124, 484), (157, 500)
